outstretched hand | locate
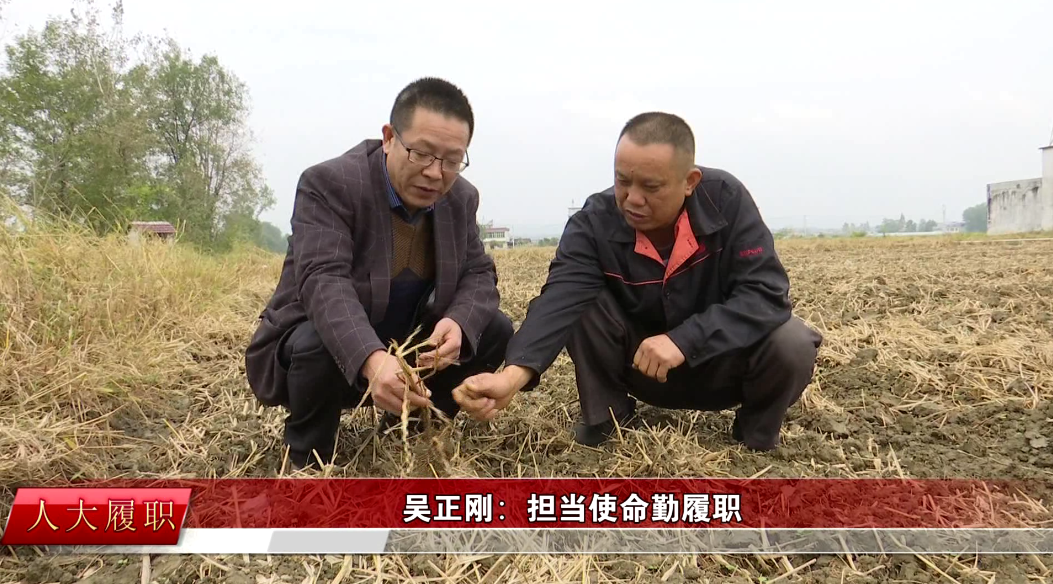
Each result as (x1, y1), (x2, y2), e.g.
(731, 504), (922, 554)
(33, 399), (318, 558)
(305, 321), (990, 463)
(453, 366), (532, 421)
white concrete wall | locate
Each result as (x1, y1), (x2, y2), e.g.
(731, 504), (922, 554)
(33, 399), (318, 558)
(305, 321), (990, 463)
(987, 177), (1044, 234)
(1042, 146), (1053, 231)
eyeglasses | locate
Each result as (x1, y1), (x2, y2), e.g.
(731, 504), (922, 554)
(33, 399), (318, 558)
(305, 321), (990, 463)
(393, 130), (470, 174)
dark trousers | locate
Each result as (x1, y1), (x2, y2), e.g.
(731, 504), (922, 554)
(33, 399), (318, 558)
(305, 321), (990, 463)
(566, 291), (823, 450)
(277, 312), (513, 466)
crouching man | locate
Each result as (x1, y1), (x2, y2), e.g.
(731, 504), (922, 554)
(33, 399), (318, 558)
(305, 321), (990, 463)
(245, 78), (513, 469)
(454, 112), (822, 451)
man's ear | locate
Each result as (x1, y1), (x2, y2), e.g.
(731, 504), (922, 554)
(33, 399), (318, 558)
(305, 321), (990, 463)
(381, 124), (395, 154)
(684, 166), (703, 196)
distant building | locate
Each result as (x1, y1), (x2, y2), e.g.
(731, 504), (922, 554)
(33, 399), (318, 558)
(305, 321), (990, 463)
(128, 221), (177, 244)
(873, 227), (961, 238)
(568, 199), (582, 218)
(987, 145), (1053, 234)
(942, 221), (965, 233)
(480, 222), (510, 250)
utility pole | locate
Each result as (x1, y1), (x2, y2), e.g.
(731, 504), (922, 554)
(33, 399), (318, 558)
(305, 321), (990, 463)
(942, 205), (947, 228)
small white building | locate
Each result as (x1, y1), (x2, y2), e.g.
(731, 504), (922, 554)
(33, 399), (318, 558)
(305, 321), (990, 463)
(481, 223), (510, 250)
(987, 145), (1053, 235)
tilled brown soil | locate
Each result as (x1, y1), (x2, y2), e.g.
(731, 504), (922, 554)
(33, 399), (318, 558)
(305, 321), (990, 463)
(3, 236), (1053, 582)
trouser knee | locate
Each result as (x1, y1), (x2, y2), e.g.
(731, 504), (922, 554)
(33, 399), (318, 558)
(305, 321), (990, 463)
(748, 317), (822, 400)
(735, 317), (823, 450)
(567, 290), (631, 362)
(474, 311), (514, 369)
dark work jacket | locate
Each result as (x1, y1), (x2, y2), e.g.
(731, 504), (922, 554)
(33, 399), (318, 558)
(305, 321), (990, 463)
(504, 166), (793, 388)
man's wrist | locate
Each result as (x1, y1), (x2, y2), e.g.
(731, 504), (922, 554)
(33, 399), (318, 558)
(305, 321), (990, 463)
(361, 349), (387, 379)
(501, 365), (534, 392)
(664, 328), (695, 365)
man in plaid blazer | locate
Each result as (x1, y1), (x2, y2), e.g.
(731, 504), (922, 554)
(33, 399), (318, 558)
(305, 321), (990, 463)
(245, 78), (512, 469)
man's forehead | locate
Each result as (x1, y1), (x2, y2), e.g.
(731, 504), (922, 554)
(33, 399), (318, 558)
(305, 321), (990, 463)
(615, 158), (671, 178)
(616, 137), (677, 156)
(403, 131), (467, 156)
(618, 143), (679, 165)
(403, 110), (469, 151)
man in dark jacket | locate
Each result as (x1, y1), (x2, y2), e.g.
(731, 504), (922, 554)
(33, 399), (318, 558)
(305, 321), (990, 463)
(245, 78), (513, 469)
(453, 112), (821, 451)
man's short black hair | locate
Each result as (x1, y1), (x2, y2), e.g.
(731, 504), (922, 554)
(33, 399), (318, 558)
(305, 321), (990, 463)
(390, 77), (474, 141)
(619, 112), (695, 165)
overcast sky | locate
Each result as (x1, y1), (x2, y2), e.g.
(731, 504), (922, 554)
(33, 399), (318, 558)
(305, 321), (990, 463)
(4, 0), (1052, 236)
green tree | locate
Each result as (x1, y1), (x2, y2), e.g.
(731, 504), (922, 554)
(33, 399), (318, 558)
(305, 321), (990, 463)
(143, 38), (273, 246)
(0, 1), (155, 231)
(963, 203), (987, 233)
(0, 0), (274, 249)
(254, 221), (288, 254)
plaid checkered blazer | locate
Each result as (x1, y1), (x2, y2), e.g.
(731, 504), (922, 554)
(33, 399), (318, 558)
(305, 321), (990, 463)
(245, 139), (501, 407)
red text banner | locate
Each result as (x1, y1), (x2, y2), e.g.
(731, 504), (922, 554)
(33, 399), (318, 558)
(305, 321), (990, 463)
(1, 488), (191, 546)
(3, 478), (1044, 538)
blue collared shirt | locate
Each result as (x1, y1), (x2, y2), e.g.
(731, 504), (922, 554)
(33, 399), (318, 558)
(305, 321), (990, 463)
(382, 153), (434, 224)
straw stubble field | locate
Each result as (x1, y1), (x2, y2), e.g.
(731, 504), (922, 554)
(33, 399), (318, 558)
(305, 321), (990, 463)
(2, 224), (1053, 583)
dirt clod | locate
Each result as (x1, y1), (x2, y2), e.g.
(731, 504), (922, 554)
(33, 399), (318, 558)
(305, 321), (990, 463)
(682, 565), (702, 579)
(851, 348), (879, 364)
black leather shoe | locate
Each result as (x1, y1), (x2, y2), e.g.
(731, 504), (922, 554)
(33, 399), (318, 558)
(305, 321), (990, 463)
(572, 409), (635, 447)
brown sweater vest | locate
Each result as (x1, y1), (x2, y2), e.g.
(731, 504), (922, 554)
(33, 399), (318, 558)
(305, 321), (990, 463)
(391, 211), (435, 280)
(373, 210), (435, 345)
